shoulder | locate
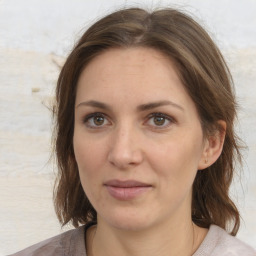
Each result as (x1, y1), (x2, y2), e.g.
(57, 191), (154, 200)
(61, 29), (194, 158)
(8, 225), (86, 256)
(194, 225), (256, 256)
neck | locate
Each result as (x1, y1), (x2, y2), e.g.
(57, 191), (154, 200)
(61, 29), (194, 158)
(87, 217), (207, 256)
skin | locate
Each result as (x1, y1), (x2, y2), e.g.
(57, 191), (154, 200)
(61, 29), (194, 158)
(73, 47), (225, 256)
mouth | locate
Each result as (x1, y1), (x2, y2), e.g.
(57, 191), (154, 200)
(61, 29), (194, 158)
(103, 179), (152, 201)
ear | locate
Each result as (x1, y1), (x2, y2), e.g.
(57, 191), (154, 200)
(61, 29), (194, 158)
(198, 120), (226, 170)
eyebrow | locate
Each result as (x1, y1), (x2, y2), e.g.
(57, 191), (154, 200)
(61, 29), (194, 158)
(76, 100), (184, 112)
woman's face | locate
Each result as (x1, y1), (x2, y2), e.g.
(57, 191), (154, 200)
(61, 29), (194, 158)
(73, 47), (208, 231)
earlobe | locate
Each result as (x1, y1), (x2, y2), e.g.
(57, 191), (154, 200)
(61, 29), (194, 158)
(198, 120), (226, 170)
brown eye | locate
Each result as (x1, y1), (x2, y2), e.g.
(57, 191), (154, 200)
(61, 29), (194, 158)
(146, 112), (174, 129)
(153, 116), (165, 126)
(94, 116), (105, 126)
(83, 112), (110, 128)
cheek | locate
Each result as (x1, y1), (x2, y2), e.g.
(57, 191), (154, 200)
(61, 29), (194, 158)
(148, 133), (203, 187)
(73, 139), (101, 206)
(73, 133), (106, 188)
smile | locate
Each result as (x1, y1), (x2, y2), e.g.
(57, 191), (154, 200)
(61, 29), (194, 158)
(104, 180), (152, 200)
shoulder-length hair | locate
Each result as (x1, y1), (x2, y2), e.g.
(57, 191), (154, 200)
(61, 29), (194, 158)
(53, 7), (242, 235)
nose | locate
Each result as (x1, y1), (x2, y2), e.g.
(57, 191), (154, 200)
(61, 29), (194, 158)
(107, 126), (144, 169)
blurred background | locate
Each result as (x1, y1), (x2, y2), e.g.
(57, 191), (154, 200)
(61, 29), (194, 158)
(0, 0), (255, 254)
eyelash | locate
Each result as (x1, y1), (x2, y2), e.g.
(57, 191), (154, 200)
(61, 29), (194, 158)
(82, 112), (175, 129)
(83, 112), (110, 129)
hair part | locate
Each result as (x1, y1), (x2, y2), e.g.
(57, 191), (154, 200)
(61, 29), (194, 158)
(53, 7), (242, 235)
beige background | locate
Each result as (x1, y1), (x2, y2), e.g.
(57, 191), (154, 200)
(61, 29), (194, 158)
(0, 0), (255, 254)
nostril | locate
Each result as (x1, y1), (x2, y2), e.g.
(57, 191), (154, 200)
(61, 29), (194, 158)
(107, 148), (143, 169)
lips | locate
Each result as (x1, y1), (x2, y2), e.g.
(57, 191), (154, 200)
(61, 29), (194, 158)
(104, 179), (152, 200)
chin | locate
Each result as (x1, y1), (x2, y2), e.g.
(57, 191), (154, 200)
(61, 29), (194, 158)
(99, 207), (157, 232)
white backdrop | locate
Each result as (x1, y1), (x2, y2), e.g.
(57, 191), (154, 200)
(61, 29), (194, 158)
(0, 0), (255, 254)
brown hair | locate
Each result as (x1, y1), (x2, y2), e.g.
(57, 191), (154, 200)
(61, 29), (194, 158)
(53, 7), (242, 235)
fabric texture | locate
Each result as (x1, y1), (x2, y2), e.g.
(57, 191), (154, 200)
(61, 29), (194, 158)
(193, 225), (256, 256)
(9, 224), (256, 256)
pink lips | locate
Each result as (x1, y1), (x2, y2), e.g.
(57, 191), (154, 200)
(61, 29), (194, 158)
(104, 180), (152, 200)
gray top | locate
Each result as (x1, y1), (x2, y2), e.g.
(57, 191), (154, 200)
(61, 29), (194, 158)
(9, 224), (256, 256)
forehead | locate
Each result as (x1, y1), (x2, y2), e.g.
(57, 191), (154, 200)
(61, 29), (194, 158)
(77, 48), (179, 88)
(75, 47), (195, 111)
(82, 47), (179, 77)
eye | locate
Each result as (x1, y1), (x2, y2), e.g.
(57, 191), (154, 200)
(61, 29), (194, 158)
(146, 113), (175, 129)
(83, 112), (111, 128)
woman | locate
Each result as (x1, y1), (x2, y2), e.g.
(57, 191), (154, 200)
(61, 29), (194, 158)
(10, 7), (255, 256)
